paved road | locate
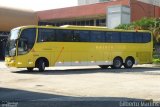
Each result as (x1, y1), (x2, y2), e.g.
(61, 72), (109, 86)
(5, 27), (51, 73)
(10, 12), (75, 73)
(0, 61), (160, 107)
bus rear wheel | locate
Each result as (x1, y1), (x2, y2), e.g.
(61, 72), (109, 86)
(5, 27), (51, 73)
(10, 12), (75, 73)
(111, 57), (123, 69)
(99, 65), (109, 69)
(27, 67), (34, 72)
(124, 58), (134, 68)
(37, 59), (46, 72)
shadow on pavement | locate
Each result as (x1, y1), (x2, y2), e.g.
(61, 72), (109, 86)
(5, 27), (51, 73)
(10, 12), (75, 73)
(12, 67), (160, 75)
(0, 87), (149, 107)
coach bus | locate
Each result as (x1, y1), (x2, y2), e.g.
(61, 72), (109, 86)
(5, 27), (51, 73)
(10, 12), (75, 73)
(5, 25), (153, 71)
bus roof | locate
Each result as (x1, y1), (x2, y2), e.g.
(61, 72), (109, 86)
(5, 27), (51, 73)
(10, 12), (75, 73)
(60, 25), (108, 29)
(13, 25), (151, 33)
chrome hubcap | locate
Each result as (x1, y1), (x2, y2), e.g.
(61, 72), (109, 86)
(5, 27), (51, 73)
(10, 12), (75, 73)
(115, 60), (121, 67)
(127, 60), (132, 66)
(42, 62), (45, 69)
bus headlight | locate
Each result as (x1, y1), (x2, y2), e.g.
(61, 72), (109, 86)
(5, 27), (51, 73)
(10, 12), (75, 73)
(10, 59), (15, 63)
(17, 62), (22, 65)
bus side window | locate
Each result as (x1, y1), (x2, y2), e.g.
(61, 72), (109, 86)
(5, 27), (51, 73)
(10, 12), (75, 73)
(143, 33), (151, 43)
(63, 30), (73, 42)
(121, 32), (134, 43)
(20, 28), (36, 50)
(74, 30), (90, 42)
(73, 31), (80, 42)
(38, 28), (56, 42)
(105, 32), (111, 42)
(56, 30), (73, 42)
(109, 32), (121, 43)
(135, 32), (143, 43)
(56, 30), (63, 42)
(90, 31), (105, 42)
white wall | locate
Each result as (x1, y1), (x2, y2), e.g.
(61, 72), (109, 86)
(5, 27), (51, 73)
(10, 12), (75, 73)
(107, 5), (131, 29)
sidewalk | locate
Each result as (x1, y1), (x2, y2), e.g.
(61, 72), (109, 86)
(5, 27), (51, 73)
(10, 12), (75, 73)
(0, 61), (20, 71)
(0, 61), (7, 68)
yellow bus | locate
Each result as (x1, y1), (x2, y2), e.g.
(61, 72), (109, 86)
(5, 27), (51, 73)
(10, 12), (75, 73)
(5, 25), (153, 71)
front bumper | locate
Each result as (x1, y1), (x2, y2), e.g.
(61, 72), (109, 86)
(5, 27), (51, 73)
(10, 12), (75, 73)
(5, 57), (16, 67)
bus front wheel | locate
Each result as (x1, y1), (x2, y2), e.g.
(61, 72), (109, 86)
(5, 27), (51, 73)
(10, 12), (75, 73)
(37, 59), (46, 72)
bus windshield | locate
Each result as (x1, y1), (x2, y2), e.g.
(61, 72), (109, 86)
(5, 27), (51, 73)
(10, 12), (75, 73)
(6, 28), (36, 57)
(5, 29), (19, 57)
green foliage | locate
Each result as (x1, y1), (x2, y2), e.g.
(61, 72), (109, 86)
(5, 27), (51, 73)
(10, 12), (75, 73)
(116, 23), (134, 30)
(152, 58), (160, 64)
(152, 51), (160, 64)
(133, 18), (155, 30)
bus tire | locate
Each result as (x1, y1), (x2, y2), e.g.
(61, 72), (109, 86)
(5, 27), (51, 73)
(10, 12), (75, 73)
(99, 65), (109, 69)
(27, 67), (34, 72)
(111, 57), (123, 69)
(124, 57), (134, 68)
(37, 59), (46, 72)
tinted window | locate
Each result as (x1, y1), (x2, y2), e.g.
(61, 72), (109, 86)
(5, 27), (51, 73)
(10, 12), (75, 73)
(38, 28), (56, 42)
(105, 32), (111, 42)
(73, 32), (80, 42)
(36, 29), (151, 44)
(74, 30), (90, 42)
(135, 32), (143, 43)
(56, 30), (73, 42)
(18, 28), (36, 55)
(143, 33), (151, 43)
(121, 32), (134, 43)
(90, 31), (105, 42)
(107, 32), (120, 43)
(20, 28), (36, 49)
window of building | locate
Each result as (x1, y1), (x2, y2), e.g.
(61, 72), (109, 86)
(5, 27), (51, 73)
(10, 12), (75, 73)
(89, 20), (94, 26)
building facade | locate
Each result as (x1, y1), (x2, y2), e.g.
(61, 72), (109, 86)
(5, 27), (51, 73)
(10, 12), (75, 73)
(37, 0), (160, 28)
(78, 0), (160, 6)
(0, 6), (38, 60)
(138, 0), (160, 6)
(78, 0), (111, 5)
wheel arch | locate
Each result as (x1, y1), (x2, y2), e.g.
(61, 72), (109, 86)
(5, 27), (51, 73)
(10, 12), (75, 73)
(113, 56), (123, 62)
(35, 57), (49, 67)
